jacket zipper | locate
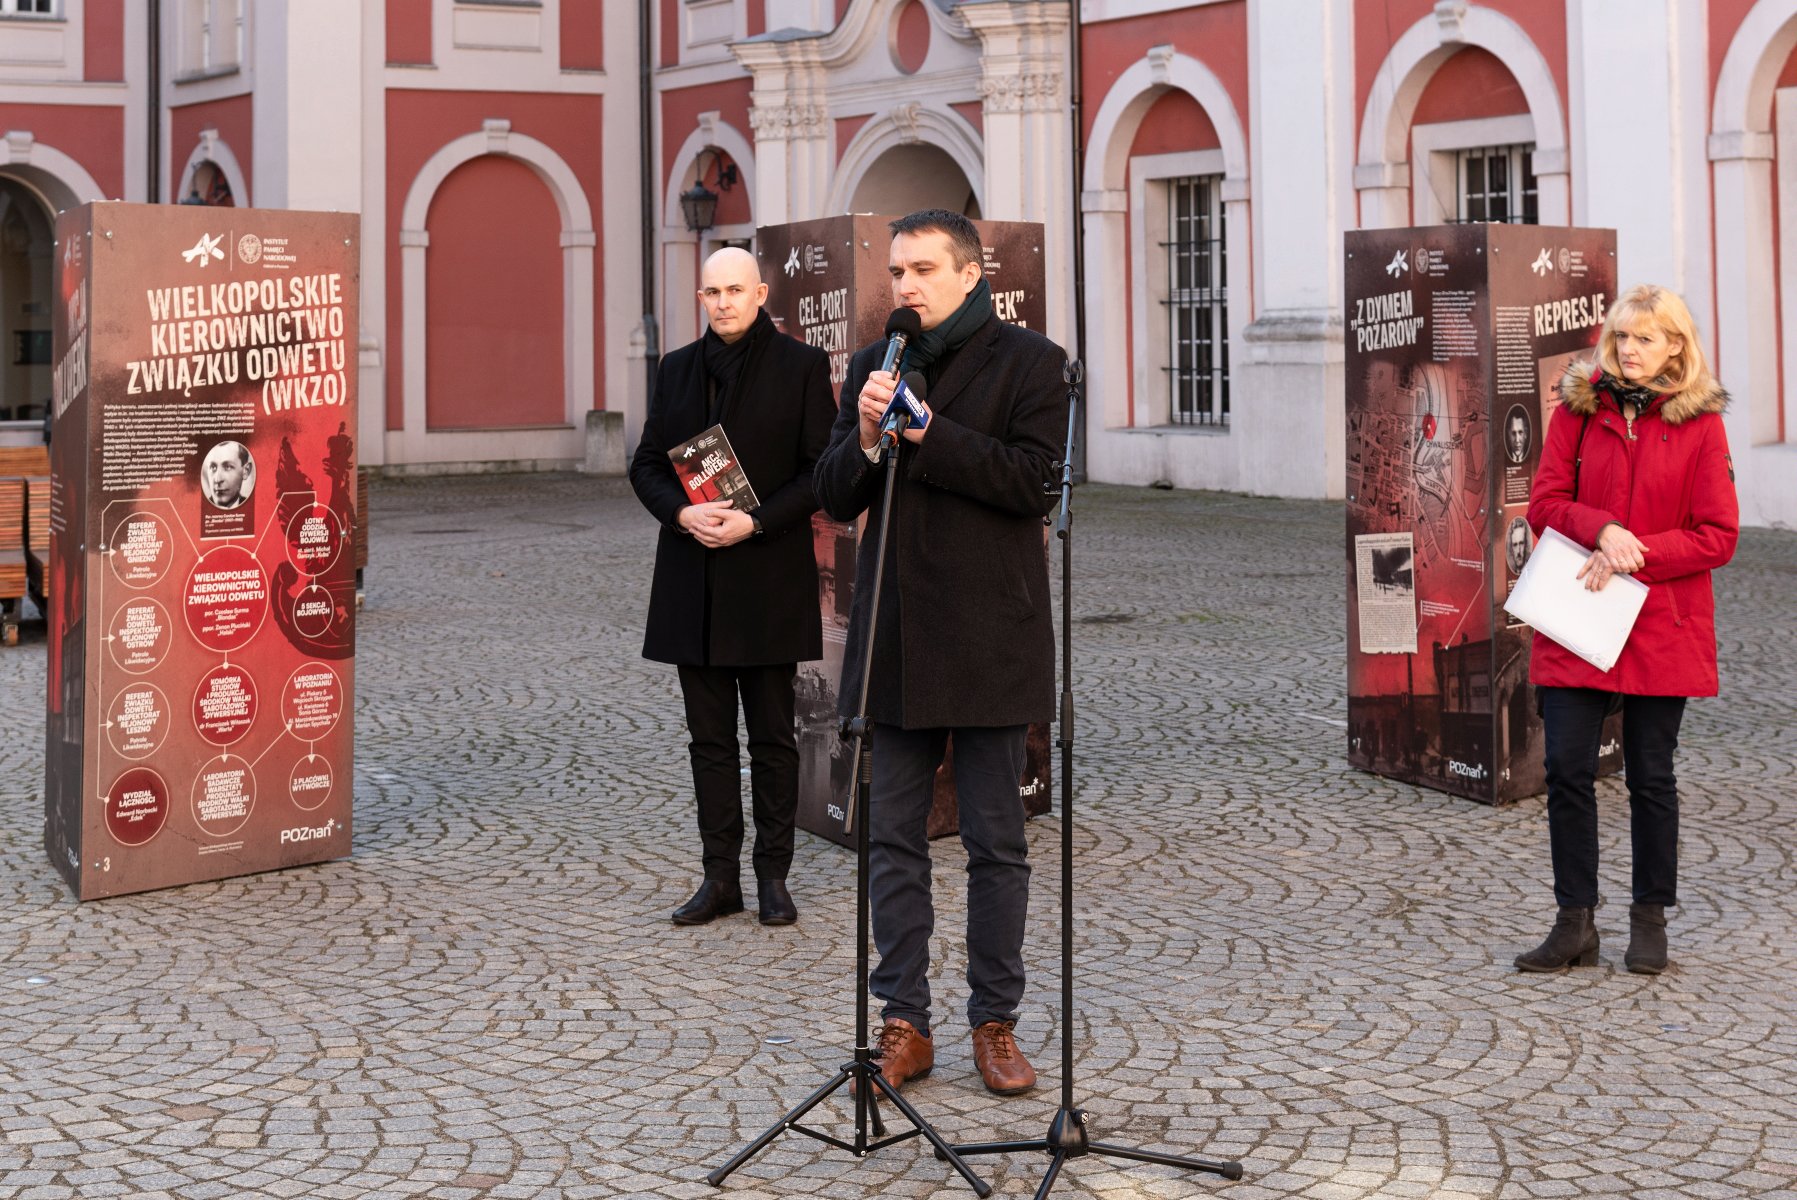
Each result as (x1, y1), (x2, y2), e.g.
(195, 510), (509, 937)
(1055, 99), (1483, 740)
(1622, 401), (1637, 441)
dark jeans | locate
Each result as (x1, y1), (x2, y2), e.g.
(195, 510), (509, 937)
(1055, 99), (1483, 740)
(677, 663), (799, 886)
(868, 723), (1030, 1037)
(1540, 686), (1686, 908)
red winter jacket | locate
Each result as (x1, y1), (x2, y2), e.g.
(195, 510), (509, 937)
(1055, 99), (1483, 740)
(1526, 366), (1739, 696)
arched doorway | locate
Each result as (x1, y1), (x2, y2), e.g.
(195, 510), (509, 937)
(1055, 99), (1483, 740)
(849, 144), (980, 218)
(0, 177), (54, 425)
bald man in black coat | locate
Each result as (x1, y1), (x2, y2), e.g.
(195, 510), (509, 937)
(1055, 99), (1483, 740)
(631, 248), (836, 928)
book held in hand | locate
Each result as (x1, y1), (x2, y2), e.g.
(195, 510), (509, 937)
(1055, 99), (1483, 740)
(1503, 526), (1648, 673)
(668, 424), (760, 512)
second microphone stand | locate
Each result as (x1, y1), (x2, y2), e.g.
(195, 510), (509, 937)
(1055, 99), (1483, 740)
(707, 411), (990, 1196)
(942, 361), (1245, 1196)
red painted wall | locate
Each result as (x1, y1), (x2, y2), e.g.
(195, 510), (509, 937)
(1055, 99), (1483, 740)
(386, 0), (432, 65)
(835, 114), (871, 165)
(1410, 47), (1528, 124)
(561, 1), (604, 70)
(168, 93), (253, 204)
(747, 0), (767, 39)
(661, 0), (679, 66)
(1709, 0), (1762, 94)
(1129, 89), (1220, 156)
(83, 0), (125, 82)
(0, 104), (124, 199)
(425, 156), (566, 430)
(950, 101), (982, 137)
(1080, 1), (1249, 146)
(660, 78), (755, 196)
(1354, 1), (1567, 132)
(386, 91), (606, 430)
(895, 0), (931, 74)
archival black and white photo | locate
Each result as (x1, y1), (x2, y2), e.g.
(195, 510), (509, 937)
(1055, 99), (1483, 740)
(1503, 404), (1532, 464)
(1354, 531), (1419, 654)
(1505, 514), (1533, 575)
(200, 439), (256, 510)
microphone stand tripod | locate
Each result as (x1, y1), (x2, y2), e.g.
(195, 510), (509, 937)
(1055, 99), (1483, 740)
(707, 413), (991, 1197)
(942, 361), (1244, 1196)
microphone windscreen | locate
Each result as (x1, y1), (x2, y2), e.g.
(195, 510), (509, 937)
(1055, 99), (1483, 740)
(885, 307), (923, 338)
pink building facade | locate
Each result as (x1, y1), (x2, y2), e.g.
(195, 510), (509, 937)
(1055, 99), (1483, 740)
(2, 0), (1795, 526)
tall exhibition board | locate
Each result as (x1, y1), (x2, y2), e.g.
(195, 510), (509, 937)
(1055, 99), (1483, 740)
(1344, 224), (1620, 805)
(755, 215), (1051, 845)
(46, 203), (358, 898)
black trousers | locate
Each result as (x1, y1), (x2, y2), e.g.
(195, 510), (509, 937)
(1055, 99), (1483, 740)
(1540, 686), (1687, 909)
(868, 723), (1030, 1037)
(677, 663), (799, 886)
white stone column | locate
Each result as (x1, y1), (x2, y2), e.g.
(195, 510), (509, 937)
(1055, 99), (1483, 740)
(397, 229), (430, 462)
(960, 0), (1074, 347)
(358, 0), (387, 465)
(1710, 135), (1779, 457)
(1241, 0), (1349, 499)
(1566, 0), (1681, 282)
(252, 0), (363, 212)
(734, 37), (830, 225)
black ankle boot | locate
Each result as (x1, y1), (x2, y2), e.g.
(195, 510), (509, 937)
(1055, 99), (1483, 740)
(1624, 903), (1668, 974)
(1514, 906), (1600, 972)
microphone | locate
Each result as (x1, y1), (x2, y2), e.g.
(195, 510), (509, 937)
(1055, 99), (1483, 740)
(879, 308), (922, 376)
(878, 371), (928, 447)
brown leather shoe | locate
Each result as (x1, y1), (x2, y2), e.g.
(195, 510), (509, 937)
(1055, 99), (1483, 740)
(971, 1021), (1036, 1096)
(859, 1018), (933, 1101)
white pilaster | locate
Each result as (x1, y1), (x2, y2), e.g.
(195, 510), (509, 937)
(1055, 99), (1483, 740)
(252, 0), (363, 212)
(734, 36), (830, 226)
(1241, 0), (1348, 499)
(959, 0), (1075, 346)
(1567, 0), (1680, 285)
(359, 0), (386, 466)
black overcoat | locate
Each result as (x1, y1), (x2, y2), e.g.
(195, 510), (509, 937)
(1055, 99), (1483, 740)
(813, 314), (1066, 729)
(630, 319), (836, 667)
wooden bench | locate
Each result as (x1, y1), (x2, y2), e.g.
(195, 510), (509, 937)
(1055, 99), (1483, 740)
(0, 476), (26, 646)
(0, 445), (49, 477)
(0, 447), (51, 645)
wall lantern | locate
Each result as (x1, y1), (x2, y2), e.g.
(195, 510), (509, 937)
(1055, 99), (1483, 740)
(680, 150), (739, 235)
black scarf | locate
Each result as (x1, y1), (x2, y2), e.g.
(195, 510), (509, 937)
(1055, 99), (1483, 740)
(702, 309), (769, 421)
(1597, 371), (1662, 412)
(901, 277), (992, 378)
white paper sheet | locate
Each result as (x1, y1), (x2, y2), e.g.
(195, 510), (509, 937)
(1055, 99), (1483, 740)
(1503, 526), (1648, 672)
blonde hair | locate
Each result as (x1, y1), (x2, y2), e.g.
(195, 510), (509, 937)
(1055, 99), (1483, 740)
(1594, 284), (1714, 395)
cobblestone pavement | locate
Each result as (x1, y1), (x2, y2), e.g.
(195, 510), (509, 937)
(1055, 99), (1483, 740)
(2, 472), (1794, 1200)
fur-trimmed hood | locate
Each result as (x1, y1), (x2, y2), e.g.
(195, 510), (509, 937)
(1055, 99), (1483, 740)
(1558, 362), (1730, 426)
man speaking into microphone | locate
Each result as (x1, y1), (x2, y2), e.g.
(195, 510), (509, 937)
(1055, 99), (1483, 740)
(815, 209), (1067, 1100)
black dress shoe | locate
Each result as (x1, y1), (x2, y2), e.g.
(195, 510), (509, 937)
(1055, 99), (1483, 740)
(671, 880), (743, 926)
(757, 879), (798, 926)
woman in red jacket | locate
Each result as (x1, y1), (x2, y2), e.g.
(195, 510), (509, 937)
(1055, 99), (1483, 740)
(1516, 283), (1738, 976)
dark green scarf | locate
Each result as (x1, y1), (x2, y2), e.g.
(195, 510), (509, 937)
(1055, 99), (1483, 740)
(902, 277), (992, 374)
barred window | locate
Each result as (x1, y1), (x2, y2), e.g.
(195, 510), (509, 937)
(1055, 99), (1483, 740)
(1162, 175), (1229, 427)
(1456, 144), (1537, 225)
(0, 0), (57, 15)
